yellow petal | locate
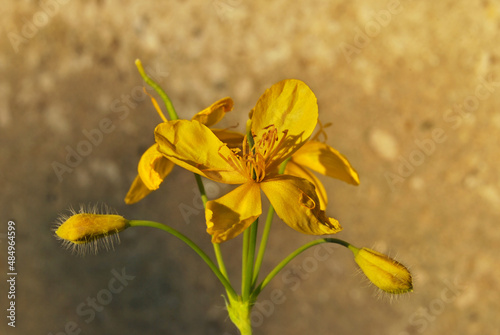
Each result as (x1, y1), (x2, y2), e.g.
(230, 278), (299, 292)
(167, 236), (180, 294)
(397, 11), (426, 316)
(292, 141), (360, 185)
(251, 79), (318, 169)
(260, 175), (342, 235)
(124, 175), (153, 204)
(155, 120), (248, 184)
(138, 144), (175, 190)
(191, 97), (234, 127)
(211, 128), (245, 149)
(285, 161), (328, 210)
(206, 182), (261, 243)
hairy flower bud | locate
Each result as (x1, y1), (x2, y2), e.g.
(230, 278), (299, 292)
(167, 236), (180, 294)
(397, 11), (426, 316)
(350, 246), (413, 294)
(54, 205), (129, 255)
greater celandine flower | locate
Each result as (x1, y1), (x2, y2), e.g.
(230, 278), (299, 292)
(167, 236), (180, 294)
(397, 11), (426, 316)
(213, 130), (361, 210)
(154, 79), (344, 243)
(125, 97), (241, 204)
(127, 83), (360, 212)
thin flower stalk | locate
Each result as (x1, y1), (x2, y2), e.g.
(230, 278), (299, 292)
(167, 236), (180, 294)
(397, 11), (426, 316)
(134, 60), (231, 285)
(129, 220), (237, 299)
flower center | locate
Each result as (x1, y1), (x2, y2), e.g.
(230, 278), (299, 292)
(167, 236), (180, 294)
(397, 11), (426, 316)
(239, 125), (288, 182)
(219, 125), (288, 183)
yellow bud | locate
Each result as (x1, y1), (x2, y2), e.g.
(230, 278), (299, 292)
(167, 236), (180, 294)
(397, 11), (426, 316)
(54, 205), (129, 255)
(350, 246), (413, 294)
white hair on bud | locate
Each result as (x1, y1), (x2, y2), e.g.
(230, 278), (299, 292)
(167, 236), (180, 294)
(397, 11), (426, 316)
(53, 203), (122, 256)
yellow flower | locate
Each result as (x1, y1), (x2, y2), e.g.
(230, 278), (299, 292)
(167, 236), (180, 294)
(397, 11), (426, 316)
(213, 118), (360, 211)
(125, 97), (238, 204)
(54, 205), (129, 255)
(350, 246), (413, 294)
(286, 139), (360, 209)
(155, 79), (343, 243)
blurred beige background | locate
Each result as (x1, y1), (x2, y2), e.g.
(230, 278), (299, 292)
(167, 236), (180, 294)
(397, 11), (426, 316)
(1, 0), (499, 334)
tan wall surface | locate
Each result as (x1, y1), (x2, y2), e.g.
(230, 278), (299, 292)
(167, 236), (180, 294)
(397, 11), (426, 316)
(1, 1), (498, 334)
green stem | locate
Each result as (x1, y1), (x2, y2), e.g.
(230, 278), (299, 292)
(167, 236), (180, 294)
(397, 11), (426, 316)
(251, 158), (289, 288)
(226, 295), (253, 335)
(194, 173), (209, 206)
(128, 220), (237, 299)
(241, 225), (250, 297)
(242, 219), (258, 300)
(240, 128), (258, 300)
(251, 205), (274, 288)
(213, 243), (229, 281)
(251, 238), (352, 299)
(135, 59), (178, 121)
(194, 174), (230, 282)
(248, 219), (258, 280)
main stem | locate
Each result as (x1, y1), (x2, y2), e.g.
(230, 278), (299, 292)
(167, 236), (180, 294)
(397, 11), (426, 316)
(242, 219), (258, 300)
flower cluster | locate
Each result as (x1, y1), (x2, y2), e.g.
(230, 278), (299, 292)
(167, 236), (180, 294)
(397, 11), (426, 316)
(127, 79), (360, 243)
(54, 61), (412, 335)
